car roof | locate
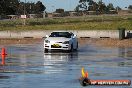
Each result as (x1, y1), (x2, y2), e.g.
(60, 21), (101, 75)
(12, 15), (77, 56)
(52, 31), (72, 33)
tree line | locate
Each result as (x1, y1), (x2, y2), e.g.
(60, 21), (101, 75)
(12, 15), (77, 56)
(0, 0), (131, 17)
(75, 0), (132, 14)
(0, 0), (46, 16)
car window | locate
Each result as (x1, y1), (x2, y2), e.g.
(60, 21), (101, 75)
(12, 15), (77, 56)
(49, 32), (72, 38)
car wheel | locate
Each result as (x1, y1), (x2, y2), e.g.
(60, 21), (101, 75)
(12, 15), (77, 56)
(44, 48), (48, 53)
(70, 44), (73, 52)
(74, 42), (78, 51)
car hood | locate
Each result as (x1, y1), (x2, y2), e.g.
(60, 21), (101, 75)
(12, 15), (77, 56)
(45, 37), (71, 42)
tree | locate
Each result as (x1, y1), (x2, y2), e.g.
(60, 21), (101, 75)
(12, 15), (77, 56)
(35, 1), (46, 14)
(0, 0), (7, 15)
(77, 0), (118, 14)
(0, 0), (19, 15)
(115, 6), (122, 11)
(78, 0), (88, 10)
(97, 1), (107, 13)
(107, 3), (115, 10)
(88, 1), (98, 11)
(0, 0), (46, 16)
(78, 0), (107, 13)
(128, 5), (132, 10)
(56, 9), (64, 13)
(4, 0), (19, 15)
(25, 2), (36, 14)
(0, 0), (4, 15)
(75, 5), (80, 12)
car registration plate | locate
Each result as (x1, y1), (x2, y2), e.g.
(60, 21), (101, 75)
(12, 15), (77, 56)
(52, 44), (60, 48)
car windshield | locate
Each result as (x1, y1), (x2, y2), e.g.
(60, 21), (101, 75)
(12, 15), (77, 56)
(49, 32), (72, 38)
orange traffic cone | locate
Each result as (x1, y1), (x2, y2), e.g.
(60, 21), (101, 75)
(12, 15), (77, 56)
(1, 48), (7, 65)
(1, 54), (5, 65)
(1, 48), (7, 55)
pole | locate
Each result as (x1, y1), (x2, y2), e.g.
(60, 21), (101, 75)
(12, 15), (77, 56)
(23, 0), (26, 25)
(43, 11), (45, 18)
(52, 5), (54, 18)
(100, 0), (103, 22)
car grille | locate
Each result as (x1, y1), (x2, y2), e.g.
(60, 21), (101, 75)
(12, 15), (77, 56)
(56, 42), (63, 43)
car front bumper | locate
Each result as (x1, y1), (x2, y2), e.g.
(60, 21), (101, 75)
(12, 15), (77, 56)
(44, 42), (71, 50)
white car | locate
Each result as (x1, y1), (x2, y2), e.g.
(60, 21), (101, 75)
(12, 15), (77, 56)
(44, 31), (78, 52)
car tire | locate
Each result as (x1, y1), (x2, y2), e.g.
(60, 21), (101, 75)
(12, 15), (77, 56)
(44, 48), (48, 53)
(69, 44), (73, 52)
(74, 42), (78, 51)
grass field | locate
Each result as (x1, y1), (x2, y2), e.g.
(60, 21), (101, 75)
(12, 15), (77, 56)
(0, 15), (132, 31)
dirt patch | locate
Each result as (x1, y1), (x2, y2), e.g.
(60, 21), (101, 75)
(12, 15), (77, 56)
(0, 38), (132, 47)
(0, 38), (43, 45)
(79, 38), (132, 47)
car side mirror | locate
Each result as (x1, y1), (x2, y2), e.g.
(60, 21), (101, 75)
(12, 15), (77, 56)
(74, 35), (77, 37)
(46, 35), (49, 38)
(72, 35), (76, 38)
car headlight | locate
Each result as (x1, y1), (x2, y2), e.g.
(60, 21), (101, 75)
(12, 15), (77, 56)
(63, 41), (69, 44)
(45, 40), (50, 43)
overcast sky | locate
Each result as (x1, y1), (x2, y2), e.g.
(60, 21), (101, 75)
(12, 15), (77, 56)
(21, 0), (132, 12)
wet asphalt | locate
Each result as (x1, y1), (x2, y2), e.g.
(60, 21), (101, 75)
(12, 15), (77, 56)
(0, 40), (132, 88)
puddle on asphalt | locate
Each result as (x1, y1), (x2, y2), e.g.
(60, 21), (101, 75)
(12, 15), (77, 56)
(0, 42), (132, 88)
(0, 75), (10, 79)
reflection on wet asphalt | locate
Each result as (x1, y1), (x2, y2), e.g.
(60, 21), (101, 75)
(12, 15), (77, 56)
(0, 42), (132, 88)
